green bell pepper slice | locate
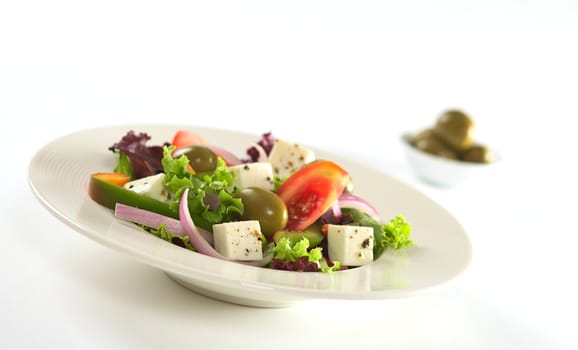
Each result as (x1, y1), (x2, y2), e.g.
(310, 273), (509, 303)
(88, 173), (177, 219)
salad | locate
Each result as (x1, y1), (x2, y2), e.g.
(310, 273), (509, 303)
(88, 129), (413, 272)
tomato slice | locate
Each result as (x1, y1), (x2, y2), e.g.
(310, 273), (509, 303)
(171, 130), (206, 151)
(276, 160), (350, 232)
(171, 130), (242, 166)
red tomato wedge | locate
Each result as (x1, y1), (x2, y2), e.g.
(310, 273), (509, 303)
(276, 160), (350, 232)
(171, 130), (206, 151)
(171, 130), (241, 166)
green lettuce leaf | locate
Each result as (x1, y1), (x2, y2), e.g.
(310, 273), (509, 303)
(113, 150), (134, 178)
(271, 237), (340, 272)
(141, 224), (195, 251)
(161, 145), (243, 231)
(381, 215), (413, 250)
(272, 237), (313, 261)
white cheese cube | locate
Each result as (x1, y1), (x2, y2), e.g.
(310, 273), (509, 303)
(268, 139), (315, 178)
(228, 162), (274, 192)
(327, 224), (374, 266)
(212, 220), (263, 261)
(123, 173), (169, 202)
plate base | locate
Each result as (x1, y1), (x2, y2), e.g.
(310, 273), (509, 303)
(166, 273), (296, 308)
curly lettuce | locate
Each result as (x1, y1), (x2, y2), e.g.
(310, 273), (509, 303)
(270, 237), (340, 272)
(161, 145), (243, 231)
(109, 130), (164, 179)
(141, 224), (195, 251)
(112, 151), (134, 178)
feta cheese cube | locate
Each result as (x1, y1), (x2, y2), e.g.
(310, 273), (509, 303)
(212, 220), (263, 261)
(123, 173), (170, 202)
(228, 162), (274, 192)
(268, 139), (315, 178)
(327, 224), (374, 266)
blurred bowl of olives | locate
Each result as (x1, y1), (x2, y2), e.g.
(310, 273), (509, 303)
(401, 109), (499, 187)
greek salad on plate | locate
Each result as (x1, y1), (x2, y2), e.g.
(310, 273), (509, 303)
(89, 129), (413, 273)
(29, 125), (472, 308)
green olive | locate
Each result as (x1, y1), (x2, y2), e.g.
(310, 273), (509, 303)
(409, 128), (435, 147)
(433, 110), (475, 151)
(238, 187), (288, 237)
(411, 128), (458, 159)
(174, 145), (217, 173)
(460, 144), (493, 163)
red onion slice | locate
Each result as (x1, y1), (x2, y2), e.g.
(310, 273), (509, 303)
(179, 188), (271, 266)
(331, 200), (342, 220)
(205, 144), (242, 165)
(114, 203), (213, 245)
(338, 193), (381, 221)
(179, 188), (225, 259)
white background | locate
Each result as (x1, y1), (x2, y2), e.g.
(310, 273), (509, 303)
(1, 1), (577, 349)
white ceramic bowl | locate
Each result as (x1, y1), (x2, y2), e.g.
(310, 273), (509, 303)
(400, 133), (498, 188)
(29, 125), (473, 308)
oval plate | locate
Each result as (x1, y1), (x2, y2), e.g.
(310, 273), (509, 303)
(28, 125), (472, 308)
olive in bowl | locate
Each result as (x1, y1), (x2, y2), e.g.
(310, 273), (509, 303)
(402, 109), (498, 187)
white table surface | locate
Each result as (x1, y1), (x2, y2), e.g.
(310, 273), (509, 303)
(2, 1), (577, 349)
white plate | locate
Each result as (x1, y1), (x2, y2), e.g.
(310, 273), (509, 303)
(28, 125), (472, 308)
